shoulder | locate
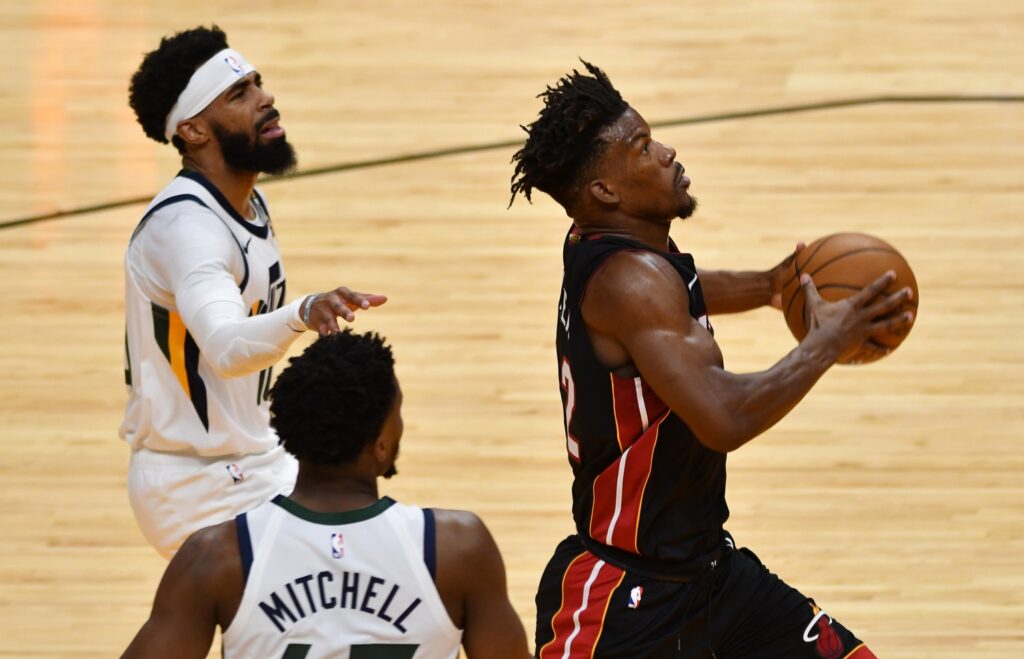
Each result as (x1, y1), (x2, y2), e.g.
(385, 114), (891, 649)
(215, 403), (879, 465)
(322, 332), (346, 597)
(174, 519), (241, 579)
(593, 248), (687, 292)
(143, 202), (230, 240)
(170, 519), (244, 626)
(431, 508), (505, 575)
(583, 249), (691, 329)
(431, 508), (494, 555)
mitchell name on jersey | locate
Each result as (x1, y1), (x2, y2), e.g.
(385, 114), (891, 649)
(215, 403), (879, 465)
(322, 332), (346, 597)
(257, 569), (423, 634)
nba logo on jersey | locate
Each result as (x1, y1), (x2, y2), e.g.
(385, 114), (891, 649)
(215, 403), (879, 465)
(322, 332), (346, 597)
(330, 532), (344, 559)
(226, 463), (245, 483)
(628, 585), (644, 609)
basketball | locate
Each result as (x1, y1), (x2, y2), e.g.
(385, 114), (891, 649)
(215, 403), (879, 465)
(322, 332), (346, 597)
(779, 232), (919, 364)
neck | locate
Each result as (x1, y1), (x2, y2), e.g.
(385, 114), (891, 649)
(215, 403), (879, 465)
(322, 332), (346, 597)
(182, 155), (258, 218)
(287, 461), (381, 513)
(576, 211), (674, 251)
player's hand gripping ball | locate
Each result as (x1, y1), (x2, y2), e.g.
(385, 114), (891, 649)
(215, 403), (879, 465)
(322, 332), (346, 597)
(780, 232), (919, 364)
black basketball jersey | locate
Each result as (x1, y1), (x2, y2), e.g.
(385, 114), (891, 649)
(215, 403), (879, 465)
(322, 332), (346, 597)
(556, 226), (729, 571)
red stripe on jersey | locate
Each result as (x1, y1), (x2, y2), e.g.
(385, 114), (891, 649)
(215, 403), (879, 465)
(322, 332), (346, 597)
(610, 374), (668, 451)
(539, 553), (625, 659)
(592, 375), (669, 553)
(588, 418), (665, 553)
(844, 646), (877, 659)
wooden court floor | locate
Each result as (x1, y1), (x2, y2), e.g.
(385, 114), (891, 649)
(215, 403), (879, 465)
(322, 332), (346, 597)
(0, 1), (1022, 656)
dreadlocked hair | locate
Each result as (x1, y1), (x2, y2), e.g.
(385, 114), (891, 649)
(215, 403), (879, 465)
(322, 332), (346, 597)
(270, 330), (397, 466)
(128, 25), (230, 154)
(509, 60), (628, 209)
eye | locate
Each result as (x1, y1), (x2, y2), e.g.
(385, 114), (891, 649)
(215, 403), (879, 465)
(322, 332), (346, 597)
(642, 141), (650, 154)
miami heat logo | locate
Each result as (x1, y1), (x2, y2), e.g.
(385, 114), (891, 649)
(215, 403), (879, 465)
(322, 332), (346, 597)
(803, 604), (843, 659)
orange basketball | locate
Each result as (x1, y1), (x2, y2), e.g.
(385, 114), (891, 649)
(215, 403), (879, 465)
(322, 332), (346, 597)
(779, 232), (919, 364)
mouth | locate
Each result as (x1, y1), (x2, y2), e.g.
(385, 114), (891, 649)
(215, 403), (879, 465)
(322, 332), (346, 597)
(257, 111), (285, 139)
(675, 163), (690, 189)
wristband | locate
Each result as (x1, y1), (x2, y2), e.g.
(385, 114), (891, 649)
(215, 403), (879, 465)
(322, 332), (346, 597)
(302, 294), (319, 328)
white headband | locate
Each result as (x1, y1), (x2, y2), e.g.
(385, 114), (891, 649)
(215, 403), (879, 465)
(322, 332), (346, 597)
(163, 48), (256, 141)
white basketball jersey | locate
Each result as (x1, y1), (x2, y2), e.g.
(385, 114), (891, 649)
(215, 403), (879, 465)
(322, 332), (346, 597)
(223, 496), (462, 659)
(120, 171), (287, 456)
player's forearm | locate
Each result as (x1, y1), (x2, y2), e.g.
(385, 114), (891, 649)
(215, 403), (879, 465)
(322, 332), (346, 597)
(701, 335), (837, 452)
(697, 268), (771, 315)
(192, 298), (307, 378)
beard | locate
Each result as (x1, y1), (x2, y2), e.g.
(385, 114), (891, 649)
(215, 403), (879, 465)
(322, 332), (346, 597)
(213, 113), (296, 175)
(678, 195), (698, 220)
(382, 463), (398, 479)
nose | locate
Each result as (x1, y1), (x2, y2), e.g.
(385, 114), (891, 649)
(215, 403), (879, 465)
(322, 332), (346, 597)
(662, 144), (676, 166)
(260, 87), (275, 109)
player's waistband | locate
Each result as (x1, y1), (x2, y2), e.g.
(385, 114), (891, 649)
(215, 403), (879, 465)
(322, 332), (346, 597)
(578, 530), (733, 583)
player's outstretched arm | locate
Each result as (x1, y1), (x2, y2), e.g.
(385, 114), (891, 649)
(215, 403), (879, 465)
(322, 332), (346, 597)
(583, 251), (913, 453)
(697, 242), (803, 314)
(121, 523), (240, 659)
(433, 510), (532, 659)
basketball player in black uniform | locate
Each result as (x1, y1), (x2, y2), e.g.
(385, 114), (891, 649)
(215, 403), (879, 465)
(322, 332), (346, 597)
(509, 62), (914, 658)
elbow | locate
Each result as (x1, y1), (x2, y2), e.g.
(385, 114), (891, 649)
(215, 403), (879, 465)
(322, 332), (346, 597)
(206, 350), (264, 379)
(207, 359), (250, 379)
(203, 334), (285, 379)
(693, 421), (750, 454)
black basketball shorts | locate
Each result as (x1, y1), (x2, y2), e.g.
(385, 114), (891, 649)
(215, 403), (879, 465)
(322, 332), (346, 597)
(535, 535), (876, 659)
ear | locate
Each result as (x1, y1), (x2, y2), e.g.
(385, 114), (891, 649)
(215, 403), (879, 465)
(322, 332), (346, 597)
(588, 178), (619, 206)
(176, 117), (210, 148)
(372, 433), (390, 467)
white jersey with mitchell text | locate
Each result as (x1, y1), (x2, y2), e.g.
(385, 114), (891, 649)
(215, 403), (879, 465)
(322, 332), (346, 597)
(120, 170), (290, 456)
(222, 496), (462, 659)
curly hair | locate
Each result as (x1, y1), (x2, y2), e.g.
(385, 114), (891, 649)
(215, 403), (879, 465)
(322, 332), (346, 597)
(270, 330), (398, 466)
(509, 60), (629, 210)
(128, 25), (230, 154)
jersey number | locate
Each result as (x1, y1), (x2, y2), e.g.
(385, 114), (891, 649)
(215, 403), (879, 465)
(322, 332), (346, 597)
(256, 261), (287, 403)
(560, 358), (581, 462)
(282, 643), (418, 658)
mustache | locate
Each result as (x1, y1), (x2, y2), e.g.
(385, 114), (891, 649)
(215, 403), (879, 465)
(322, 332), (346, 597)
(255, 109), (280, 132)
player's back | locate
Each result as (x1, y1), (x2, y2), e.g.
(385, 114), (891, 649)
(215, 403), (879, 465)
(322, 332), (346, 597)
(222, 495), (461, 659)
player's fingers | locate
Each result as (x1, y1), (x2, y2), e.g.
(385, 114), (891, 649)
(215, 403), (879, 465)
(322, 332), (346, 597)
(334, 286), (371, 311)
(800, 274), (824, 307)
(324, 294), (356, 322)
(868, 310), (914, 335)
(319, 314), (341, 336)
(864, 287), (913, 319)
(853, 271), (896, 306)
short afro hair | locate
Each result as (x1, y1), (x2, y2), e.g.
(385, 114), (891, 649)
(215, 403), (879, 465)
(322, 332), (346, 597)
(270, 330), (398, 466)
(509, 60), (629, 210)
(128, 25), (230, 154)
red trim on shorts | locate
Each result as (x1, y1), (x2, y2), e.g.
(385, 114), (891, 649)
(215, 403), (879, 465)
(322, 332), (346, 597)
(844, 645), (877, 659)
(539, 552), (625, 659)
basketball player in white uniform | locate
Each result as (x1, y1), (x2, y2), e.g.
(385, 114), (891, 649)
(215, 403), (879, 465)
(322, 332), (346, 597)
(122, 331), (531, 658)
(123, 26), (386, 557)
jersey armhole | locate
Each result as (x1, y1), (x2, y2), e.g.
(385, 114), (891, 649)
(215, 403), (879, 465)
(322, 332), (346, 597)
(235, 513), (253, 585)
(423, 508), (437, 582)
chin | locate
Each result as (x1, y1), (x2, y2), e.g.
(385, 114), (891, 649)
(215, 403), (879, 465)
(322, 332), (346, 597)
(677, 195), (698, 220)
